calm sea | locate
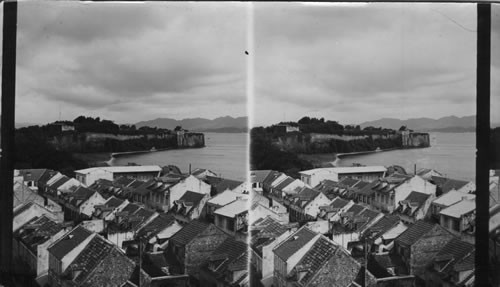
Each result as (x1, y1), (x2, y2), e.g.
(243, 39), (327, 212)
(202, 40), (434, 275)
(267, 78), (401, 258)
(109, 132), (248, 181)
(337, 132), (476, 182)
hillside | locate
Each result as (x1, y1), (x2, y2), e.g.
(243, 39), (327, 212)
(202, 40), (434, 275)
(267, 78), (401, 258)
(359, 115), (476, 132)
(135, 116), (247, 132)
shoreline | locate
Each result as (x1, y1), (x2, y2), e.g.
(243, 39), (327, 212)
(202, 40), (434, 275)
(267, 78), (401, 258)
(332, 147), (401, 166)
(76, 145), (206, 167)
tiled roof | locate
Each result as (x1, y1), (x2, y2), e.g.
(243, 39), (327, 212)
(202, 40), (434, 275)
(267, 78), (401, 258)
(431, 176), (471, 193)
(64, 186), (97, 207)
(355, 181), (379, 196)
(114, 176), (136, 187)
(274, 227), (317, 261)
(106, 197), (125, 208)
(65, 235), (115, 284)
(338, 177), (360, 188)
(120, 203), (142, 215)
(251, 217), (291, 255)
(395, 220), (434, 247)
(206, 237), (247, 275)
(177, 191), (205, 206)
(19, 169), (47, 182)
(49, 176), (70, 190)
(48, 225), (93, 260)
(293, 235), (338, 285)
(434, 237), (474, 274)
(169, 220), (209, 246)
(15, 215), (63, 253)
(137, 213), (176, 240)
(262, 172), (284, 190)
(329, 197), (350, 209)
(399, 191), (430, 207)
(250, 170), (273, 183)
(364, 215), (400, 238)
(215, 179), (244, 194)
(454, 250), (475, 272)
(441, 179), (471, 194)
(37, 169), (58, 186)
(345, 204), (366, 217)
(274, 177), (295, 191)
(356, 209), (381, 230)
(440, 199), (475, 218)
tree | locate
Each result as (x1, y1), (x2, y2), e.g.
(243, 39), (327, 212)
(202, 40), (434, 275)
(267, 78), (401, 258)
(399, 125), (407, 131)
(174, 126), (183, 131)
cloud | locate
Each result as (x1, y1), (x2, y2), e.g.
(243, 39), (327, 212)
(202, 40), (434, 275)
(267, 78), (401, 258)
(252, 3), (477, 126)
(15, 2), (248, 124)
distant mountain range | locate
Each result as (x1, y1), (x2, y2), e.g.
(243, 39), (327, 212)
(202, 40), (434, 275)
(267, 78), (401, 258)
(359, 115), (478, 132)
(135, 116), (248, 133)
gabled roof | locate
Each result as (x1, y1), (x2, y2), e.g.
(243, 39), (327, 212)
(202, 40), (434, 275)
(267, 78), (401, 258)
(434, 237), (474, 274)
(173, 191), (206, 216)
(37, 169), (58, 186)
(345, 204), (366, 217)
(440, 199), (475, 218)
(18, 169), (48, 182)
(394, 220), (434, 247)
(137, 213), (177, 240)
(262, 171), (283, 187)
(214, 199), (248, 218)
(15, 215), (63, 253)
(433, 190), (475, 207)
(177, 191), (205, 205)
(250, 170), (274, 183)
(120, 203), (142, 215)
(48, 225), (93, 260)
(106, 196), (125, 208)
(251, 217), (292, 255)
(48, 176), (71, 190)
(292, 235), (338, 285)
(338, 177), (360, 188)
(64, 235), (116, 284)
(206, 237), (247, 275)
(13, 202), (35, 218)
(274, 226), (317, 261)
(327, 197), (350, 210)
(397, 191), (431, 214)
(364, 215), (400, 238)
(215, 179), (244, 193)
(114, 176), (137, 187)
(169, 220), (209, 246)
(432, 176), (471, 194)
(208, 189), (249, 207)
(274, 177), (295, 191)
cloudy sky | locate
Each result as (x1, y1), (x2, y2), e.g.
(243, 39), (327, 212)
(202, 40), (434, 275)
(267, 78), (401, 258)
(253, 3), (484, 126)
(1, 2), (499, 126)
(14, 2), (248, 125)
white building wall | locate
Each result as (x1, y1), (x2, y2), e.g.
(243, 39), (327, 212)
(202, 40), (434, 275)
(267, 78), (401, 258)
(36, 229), (67, 277)
(60, 233), (96, 272)
(169, 175), (211, 208)
(262, 230), (294, 282)
(79, 192), (106, 217)
(304, 193), (332, 219)
(285, 234), (320, 274)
